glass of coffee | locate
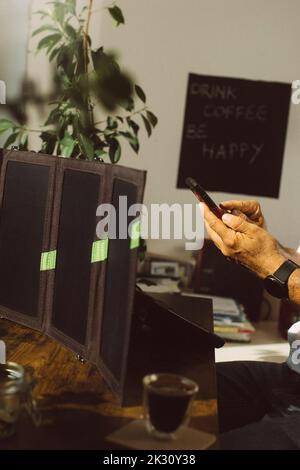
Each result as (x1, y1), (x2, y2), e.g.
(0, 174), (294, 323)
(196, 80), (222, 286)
(143, 373), (199, 440)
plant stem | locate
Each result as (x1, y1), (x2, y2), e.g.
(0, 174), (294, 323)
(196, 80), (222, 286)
(83, 0), (94, 127)
(94, 106), (148, 126)
(21, 127), (44, 133)
(83, 0), (93, 72)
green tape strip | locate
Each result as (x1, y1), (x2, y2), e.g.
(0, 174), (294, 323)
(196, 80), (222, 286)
(40, 250), (57, 271)
(130, 219), (141, 250)
(91, 239), (109, 263)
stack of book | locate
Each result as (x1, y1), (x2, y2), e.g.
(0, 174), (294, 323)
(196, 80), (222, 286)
(136, 276), (181, 294)
(182, 293), (255, 342)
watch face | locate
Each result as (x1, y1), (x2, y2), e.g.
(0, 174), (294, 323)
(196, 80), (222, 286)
(264, 275), (287, 299)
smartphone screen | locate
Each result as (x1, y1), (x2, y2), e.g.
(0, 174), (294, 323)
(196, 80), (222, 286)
(185, 177), (225, 219)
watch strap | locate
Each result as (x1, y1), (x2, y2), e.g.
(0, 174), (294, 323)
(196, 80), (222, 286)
(273, 259), (300, 283)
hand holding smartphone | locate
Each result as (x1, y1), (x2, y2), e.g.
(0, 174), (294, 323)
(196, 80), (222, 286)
(185, 177), (226, 220)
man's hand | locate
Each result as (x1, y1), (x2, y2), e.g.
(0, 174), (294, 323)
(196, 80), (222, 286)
(219, 199), (300, 265)
(202, 203), (285, 278)
(220, 199), (265, 227)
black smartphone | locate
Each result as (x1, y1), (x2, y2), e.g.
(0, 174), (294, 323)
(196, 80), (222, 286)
(185, 177), (226, 219)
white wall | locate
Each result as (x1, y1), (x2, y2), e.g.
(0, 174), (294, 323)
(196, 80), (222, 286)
(0, 0), (30, 98)
(0, 0), (31, 141)
(5, 0), (300, 261)
(98, 0), (300, 260)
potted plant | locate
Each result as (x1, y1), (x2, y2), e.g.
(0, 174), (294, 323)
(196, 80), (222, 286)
(0, 0), (157, 162)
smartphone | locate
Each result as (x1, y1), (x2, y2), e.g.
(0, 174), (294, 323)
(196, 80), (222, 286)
(185, 177), (226, 219)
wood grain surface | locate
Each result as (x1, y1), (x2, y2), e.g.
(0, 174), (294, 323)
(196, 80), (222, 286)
(0, 318), (218, 449)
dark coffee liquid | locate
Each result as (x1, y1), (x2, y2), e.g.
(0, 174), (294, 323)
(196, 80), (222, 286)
(148, 388), (191, 433)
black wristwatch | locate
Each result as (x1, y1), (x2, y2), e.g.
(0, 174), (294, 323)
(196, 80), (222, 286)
(264, 259), (300, 299)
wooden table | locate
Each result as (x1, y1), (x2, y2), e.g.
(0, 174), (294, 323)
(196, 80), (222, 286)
(0, 318), (218, 449)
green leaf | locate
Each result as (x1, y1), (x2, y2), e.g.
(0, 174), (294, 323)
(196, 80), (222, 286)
(48, 0), (76, 17)
(65, 24), (78, 41)
(52, 3), (66, 24)
(40, 131), (57, 155)
(65, 0), (76, 16)
(49, 47), (60, 61)
(74, 39), (86, 74)
(120, 131), (139, 153)
(127, 118), (140, 136)
(35, 10), (51, 18)
(44, 108), (60, 126)
(146, 110), (158, 128)
(56, 114), (68, 138)
(124, 97), (135, 112)
(37, 33), (62, 52)
(95, 149), (107, 158)
(47, 39), (60, 55)
(107, 116), (118, 129)
(0, 119), (15, 134)
(71, 114), (80, 135)
(78, 134), (94, 160)
(57, 46), (75, 77)
(141, 114), (152, 137)
(135, 84), (146, 103)
(109, 138), (121, 163)
(58, 71), (72, 89)
(19, 133), (29, 151)
(108, 6), (125, 26)
(60, 132), (76, 157)
(70, 143), (81, 159)
(91, 47), (120, 75)
(32, 24), (59, 37)
(4, 131), (19, 148)
(91, 51), (132, 110)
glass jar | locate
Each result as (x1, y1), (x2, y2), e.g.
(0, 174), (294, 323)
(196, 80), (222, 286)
(0, 362), (38, 439)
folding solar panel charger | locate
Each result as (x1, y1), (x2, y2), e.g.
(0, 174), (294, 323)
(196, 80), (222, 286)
(0, 150), (221, 406)
(0, 149), (146, 403)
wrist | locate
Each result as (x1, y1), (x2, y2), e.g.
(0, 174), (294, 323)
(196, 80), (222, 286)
(260, 252), (286, 278)
(288, 268), (300, 301)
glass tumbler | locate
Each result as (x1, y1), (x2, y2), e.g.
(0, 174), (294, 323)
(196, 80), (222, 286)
(143, 373), (199, 440)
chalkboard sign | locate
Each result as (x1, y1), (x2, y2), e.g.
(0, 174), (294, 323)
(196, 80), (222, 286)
(177, 74), (291, 198)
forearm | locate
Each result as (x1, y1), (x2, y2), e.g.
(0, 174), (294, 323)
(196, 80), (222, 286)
(288, 269), (300, 307)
